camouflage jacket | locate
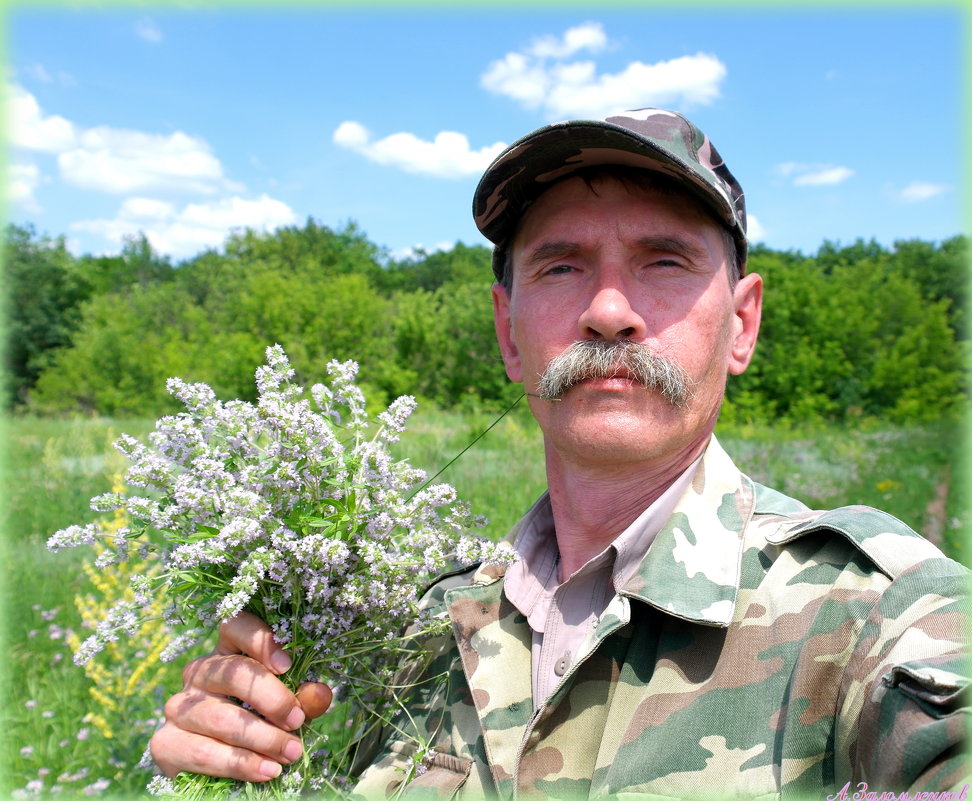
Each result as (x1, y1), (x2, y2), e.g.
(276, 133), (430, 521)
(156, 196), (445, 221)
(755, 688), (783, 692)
(351, 438), (968, 800)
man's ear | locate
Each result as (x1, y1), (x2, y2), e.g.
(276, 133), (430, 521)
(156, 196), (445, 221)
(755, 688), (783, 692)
(728, 272), (762, 376)
(492, 283), (523, 383)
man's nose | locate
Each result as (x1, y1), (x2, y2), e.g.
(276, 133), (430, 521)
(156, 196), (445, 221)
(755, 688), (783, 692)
(577, 284), (647, 342)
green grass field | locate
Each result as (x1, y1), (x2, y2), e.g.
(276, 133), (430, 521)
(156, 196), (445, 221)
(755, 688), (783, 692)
(1, 410), (965, 798)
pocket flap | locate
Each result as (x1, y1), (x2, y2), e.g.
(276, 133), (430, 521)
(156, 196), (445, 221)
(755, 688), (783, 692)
(403, 750), (473, 798)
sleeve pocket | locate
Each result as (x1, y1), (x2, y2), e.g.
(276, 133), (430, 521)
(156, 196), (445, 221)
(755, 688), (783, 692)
(402, 751), (473, 798)
(371, 741), (473, 799)
(882, 663), (968, 715)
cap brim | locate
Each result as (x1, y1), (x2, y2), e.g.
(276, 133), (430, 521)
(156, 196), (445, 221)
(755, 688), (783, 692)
(473, 119), (740, 251)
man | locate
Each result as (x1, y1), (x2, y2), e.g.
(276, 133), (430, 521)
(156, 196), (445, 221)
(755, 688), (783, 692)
(150, 110), (967, 798)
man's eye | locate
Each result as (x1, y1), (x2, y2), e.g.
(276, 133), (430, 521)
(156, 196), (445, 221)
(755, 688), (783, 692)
(546, 264), (573, 275)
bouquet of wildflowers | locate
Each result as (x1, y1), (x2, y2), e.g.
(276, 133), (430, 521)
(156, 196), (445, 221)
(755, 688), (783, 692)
(48, 345), (516, 798)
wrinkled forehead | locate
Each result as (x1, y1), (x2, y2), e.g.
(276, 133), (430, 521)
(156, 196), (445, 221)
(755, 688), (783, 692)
(499, 168), (737, 290)
(512, 169), (732, 255)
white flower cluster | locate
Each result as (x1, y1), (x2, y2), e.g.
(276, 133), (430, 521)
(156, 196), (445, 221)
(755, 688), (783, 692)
(48, 344), (516, 795)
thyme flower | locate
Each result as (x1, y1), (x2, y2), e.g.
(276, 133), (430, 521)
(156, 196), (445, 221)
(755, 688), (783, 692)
(49, 345), (516, 797)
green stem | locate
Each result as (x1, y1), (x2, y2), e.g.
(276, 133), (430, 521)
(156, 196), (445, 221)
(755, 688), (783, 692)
(407, 393), (525, 499)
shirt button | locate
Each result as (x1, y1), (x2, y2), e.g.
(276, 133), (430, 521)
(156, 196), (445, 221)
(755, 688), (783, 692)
(554, 652), (571, 676)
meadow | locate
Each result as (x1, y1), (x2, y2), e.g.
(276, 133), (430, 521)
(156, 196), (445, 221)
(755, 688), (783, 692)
(1, 409), (965, 799)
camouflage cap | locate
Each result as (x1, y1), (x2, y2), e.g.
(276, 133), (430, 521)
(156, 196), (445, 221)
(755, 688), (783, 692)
(472, 108), (747, 281)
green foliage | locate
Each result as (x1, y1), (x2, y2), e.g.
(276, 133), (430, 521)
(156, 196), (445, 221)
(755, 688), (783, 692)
(379, 242), (493, 294)
(30, 283), (211, 415)
(76, 232), (174, 296)
(27, 225), (399, 415)
(2, 226), (176, 408)
(3, 225), (89, 405)
(5, 218), (967, 425)
(868, 236), (967, 338)
(390, 281), (517, 408)
(724, 238), (967, 425)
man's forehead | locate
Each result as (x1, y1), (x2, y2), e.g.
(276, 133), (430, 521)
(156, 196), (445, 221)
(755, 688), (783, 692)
(512, 170), (723, 246)
(504, 173), (735, 286)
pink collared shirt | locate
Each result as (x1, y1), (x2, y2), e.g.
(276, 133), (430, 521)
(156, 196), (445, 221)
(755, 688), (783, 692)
(503, 457), (702, 707)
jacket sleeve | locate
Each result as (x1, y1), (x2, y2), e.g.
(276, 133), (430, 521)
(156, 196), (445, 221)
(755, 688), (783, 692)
(348, 569), (481, 799)
(838, 556), (969, 791)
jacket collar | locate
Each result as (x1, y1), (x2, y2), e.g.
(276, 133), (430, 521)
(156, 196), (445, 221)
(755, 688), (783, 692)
(464, 436), (756, 628)
(616, 436), (755, 626)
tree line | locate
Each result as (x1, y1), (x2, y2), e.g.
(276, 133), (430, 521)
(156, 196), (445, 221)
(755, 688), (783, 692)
(3, 220), (967, 424)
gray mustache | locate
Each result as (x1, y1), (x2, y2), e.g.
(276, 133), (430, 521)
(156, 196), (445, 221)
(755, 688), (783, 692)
(536, 340), (693, 407)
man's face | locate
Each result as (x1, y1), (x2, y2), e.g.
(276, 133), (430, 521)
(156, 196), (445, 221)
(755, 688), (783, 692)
(491, 174), (762, 471)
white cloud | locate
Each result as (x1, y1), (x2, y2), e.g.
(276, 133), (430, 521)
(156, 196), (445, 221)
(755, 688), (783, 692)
(135, 17), (164, 44)
(119, 197), (176, 220)
(528, 21), (608, 59)
(333, 121), (506, 179)
(71, 194), (298, 259)
(8, 85), (78, 152)
(8, 85), (240, 197)
(23, 63), (53, 83)
(334, 23), (725, 179)
(180, 195), (296, 229)
(480, 52), (552, 109)
(333, 120), (370, 149)
(20, 63), (76, 87)
(896, 181), (949, 203)
(548, 53), (726, 119)
(481, 24), (726, 119)
(776, 162), (854, 187)
(793, 167), (854, 187)
(59, 127), (238, 195)
(6, 85), (293, 260)
(389, 241), (456, 262)
(745, 213), (766, 243)
(9, 163), (43, 212)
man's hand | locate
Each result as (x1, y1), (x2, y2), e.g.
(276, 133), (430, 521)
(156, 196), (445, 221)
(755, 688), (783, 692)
(149, 611), (333, 782)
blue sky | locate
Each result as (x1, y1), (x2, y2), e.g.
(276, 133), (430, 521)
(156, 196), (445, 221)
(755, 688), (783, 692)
(6, 4), (966, 263)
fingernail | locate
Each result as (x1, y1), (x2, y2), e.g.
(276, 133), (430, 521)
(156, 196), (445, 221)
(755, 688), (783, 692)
(285, 706), (305, 731)
(269, 650), (292, 674)
(283, 739), (303, 763)
(259, 760), (281, 779)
